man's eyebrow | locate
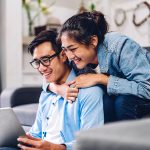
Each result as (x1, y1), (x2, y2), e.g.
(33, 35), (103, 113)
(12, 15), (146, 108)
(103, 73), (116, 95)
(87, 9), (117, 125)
(33, 55), (50, 60)
(40, 55), (50, 59)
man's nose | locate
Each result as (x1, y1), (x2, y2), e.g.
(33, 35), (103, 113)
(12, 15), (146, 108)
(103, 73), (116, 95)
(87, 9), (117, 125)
(38, 62), (47, 72)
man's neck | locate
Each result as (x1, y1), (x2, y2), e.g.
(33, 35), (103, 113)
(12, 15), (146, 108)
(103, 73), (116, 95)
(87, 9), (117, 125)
(56, 65), (71, 85)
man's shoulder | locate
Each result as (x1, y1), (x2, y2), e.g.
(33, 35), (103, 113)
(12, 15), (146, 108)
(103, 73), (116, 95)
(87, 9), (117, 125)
(78, 85), (103, 100)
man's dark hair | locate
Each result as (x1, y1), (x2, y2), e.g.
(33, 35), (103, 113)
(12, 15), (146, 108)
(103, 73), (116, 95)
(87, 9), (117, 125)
(28, 30), (62, 55)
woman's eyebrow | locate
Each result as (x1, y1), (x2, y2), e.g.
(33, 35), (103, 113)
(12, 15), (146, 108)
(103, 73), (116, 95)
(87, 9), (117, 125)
(62, 44), (76, 49)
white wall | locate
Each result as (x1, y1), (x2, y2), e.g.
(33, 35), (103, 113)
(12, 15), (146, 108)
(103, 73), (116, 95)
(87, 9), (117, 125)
(0, 0), (150, 91)
(22, 0), (109, 36)
(22, 5), (78, 36)
(109, 0), (150, 46)
(0, 0), (3, 91)
(0, 0), (22, 90)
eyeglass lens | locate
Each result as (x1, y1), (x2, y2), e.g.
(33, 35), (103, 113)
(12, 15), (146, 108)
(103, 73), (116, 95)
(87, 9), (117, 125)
(30, 53), (58, 69)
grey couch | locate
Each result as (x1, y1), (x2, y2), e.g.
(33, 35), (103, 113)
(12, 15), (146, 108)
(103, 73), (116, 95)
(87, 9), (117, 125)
(74, 118), (150, 150)
(0, 87), (41, 131)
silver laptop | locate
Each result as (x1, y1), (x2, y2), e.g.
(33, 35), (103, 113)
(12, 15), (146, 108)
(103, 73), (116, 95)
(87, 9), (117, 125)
(0, 107), (25, 147)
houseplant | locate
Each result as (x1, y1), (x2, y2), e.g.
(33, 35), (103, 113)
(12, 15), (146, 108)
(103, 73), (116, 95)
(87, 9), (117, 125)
(22, 0), (54, 36)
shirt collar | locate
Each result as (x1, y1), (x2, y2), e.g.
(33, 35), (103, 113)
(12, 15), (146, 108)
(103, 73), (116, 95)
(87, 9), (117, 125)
(66, 69), (76, 83)
(97, 43), (109, 73)
(51, 95), (62, 105)
(51, 69), (76, 104)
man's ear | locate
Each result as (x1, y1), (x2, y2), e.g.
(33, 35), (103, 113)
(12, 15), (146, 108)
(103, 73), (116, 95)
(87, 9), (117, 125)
(90, 35), (98, 48)
(60, 50), (68, 62)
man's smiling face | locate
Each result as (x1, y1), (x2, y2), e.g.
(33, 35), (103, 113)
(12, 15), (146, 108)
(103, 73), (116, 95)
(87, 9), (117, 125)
(33, 41), (69, 84)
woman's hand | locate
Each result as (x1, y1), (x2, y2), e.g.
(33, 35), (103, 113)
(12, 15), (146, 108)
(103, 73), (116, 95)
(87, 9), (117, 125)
(70, 73), (109, 88)
(49, 82), (79, 103)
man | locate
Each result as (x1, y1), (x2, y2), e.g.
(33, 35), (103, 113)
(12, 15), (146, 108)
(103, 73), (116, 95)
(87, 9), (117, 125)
(17, 30), (104, 150)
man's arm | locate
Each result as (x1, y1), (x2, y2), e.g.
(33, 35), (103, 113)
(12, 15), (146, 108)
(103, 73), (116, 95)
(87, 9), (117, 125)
(79, 85), (104, 129)
(61, 85), (104, 150)
(29, 91), (49, 138)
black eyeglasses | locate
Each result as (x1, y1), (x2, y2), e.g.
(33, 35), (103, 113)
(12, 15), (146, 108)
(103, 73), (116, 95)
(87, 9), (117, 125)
(30, 53), (59, 69)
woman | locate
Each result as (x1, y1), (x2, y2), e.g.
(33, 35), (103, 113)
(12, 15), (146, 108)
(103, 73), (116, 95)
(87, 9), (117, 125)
(48, 11), (150, 122)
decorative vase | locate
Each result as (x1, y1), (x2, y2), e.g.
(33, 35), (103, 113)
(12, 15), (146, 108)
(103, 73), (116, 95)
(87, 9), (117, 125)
(28, 21), (34, 36)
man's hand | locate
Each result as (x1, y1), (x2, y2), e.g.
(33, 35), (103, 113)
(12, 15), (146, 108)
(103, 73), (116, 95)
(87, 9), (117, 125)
(17, 134), (66, 150)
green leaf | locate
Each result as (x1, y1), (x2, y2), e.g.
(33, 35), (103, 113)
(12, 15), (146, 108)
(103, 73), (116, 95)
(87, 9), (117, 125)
(37, 0), (42, 6)
(90, 3), (96, 11)
(22, 0), (25, 5)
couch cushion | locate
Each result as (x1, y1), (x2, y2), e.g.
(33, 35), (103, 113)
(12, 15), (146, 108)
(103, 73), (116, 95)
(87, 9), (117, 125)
(75, 118), (150, 150)
(13, 103), (38, 126)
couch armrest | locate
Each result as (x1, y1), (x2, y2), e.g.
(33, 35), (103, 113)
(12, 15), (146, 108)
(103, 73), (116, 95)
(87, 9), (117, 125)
(74, 118), (150, 150)
(0, 87), (42, 107)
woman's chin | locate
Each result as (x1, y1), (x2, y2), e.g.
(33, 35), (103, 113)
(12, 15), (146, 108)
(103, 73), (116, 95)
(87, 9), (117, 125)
(76, 63), (87, 69)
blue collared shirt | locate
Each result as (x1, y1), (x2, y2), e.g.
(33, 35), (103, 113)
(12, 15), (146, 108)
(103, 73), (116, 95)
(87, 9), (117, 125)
(29, 69), (104, 150)
(98, 32), (150, 99)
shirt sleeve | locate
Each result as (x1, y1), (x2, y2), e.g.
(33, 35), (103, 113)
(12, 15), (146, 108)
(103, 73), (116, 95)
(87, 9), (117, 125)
(29, 93), (43, 138)
(79, 85), (104, 129)
(107, 39), (150, 99)
(62, 86), (104, 150)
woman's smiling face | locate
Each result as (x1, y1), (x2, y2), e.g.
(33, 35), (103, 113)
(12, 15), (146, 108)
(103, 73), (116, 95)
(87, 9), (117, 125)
(61, 33), (98, 69)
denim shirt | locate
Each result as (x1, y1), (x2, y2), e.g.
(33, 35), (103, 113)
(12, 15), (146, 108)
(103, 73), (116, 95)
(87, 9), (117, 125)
(29, 69), (104, 150)
(98, 32), (150, 99)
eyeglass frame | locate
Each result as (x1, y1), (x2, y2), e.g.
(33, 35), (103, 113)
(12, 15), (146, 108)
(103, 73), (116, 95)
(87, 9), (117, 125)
(30, 52), (60, 69)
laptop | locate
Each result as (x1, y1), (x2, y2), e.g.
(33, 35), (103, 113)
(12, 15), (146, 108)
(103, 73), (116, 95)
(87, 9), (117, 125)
(0, 107), (26, 147)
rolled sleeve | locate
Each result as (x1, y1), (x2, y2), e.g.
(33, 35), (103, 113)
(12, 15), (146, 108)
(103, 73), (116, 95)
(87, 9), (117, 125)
(107, 75), (138, 96)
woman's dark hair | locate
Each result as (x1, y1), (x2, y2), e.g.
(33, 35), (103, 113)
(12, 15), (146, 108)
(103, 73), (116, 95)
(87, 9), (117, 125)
(28, 30), (62, 55)
(58, 11), (109, 46)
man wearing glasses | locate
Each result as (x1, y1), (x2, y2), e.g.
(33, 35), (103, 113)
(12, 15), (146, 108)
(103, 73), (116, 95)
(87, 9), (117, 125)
(16, 30), (104, 150)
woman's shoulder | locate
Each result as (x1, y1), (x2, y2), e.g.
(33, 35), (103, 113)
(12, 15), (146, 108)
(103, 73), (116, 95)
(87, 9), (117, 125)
(105, 32), (127, 41)
(103, 32), (129, 52)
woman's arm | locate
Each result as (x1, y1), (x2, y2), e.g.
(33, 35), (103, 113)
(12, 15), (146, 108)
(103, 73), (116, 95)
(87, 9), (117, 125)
(43, 82), (78, 103)
(70, 73), (109, 88)
(50, 83), (78, 102)
(107, 39), (150, 99)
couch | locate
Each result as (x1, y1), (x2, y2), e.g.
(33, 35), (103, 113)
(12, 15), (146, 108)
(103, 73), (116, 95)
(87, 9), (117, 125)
(74, 118), (150, 150)
(0, 87), (42, 131)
